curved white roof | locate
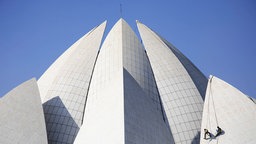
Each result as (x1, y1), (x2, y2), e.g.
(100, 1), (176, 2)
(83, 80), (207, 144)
(137, 21), (206, 144)
(75, 19), (174, 144)
(0, 78), (47, 144)
(200, 76), (256, 144)
(38, 21), (106, 143)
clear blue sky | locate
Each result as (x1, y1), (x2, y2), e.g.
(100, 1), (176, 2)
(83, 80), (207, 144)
(0, 0), (255, 98)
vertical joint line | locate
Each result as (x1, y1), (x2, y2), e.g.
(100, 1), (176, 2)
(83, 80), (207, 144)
(144, 50), (166, 122)
(81, 50), (100, 125)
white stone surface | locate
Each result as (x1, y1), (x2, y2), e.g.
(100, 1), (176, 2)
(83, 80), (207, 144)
(200, 76), (256, 144)
(75, 19), (174, 144)
(37, 34), (84, 101)
(75, 19), (125, 144)
(137, 21), (206, 144)
(38, 21), (106, 143)
(1, 18), (255, 144)
(121, 19), (174, 144)
(0, 78), (47, 144)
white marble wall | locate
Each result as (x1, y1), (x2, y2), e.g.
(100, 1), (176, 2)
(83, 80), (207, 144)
(137, 21), (206, 144)
(75, 19), (174, 144)
(0, 78), (47, 144)
(200, 76), (256, 144)
(38, 21), (106, 143)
